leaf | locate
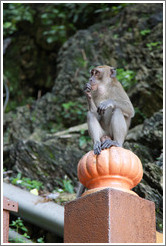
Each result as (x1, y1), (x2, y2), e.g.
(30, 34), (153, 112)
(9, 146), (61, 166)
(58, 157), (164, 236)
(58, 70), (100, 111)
(3, 22), (12, 28)
(64, 182), (74, 193)
(140, 29), (151, 36)
(41, 13), (48, 19)
(30, 188), (39, 196)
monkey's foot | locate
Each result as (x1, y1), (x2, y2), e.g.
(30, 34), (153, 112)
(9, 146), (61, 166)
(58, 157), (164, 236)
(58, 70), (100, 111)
(101, 139), (120, 150)
(94, 141), (102, 155)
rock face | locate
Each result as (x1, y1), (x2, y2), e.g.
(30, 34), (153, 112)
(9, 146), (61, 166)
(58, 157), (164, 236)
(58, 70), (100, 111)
(124, 110), (163, 231)
(4, 3), (163, 231)
(52, 3), (163, 126)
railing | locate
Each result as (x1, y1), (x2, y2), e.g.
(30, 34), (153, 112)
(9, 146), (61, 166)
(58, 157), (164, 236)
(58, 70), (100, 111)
(3, 197), (18, 243)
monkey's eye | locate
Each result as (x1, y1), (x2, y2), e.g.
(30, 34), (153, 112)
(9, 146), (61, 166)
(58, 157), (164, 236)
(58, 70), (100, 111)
(95, 71), (100, 76)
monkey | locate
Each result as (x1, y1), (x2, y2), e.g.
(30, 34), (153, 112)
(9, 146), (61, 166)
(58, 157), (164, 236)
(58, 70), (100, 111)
(85, 65), (135, 155)
(76, 65), (134, 198)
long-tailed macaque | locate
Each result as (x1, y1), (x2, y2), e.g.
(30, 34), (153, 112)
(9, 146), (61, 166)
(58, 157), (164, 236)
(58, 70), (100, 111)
(77, 65), (134, 197)
(85, 65), (134, 155)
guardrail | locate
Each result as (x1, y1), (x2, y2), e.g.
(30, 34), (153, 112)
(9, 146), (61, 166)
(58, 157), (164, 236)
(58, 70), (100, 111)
(3, 182), (64, 238)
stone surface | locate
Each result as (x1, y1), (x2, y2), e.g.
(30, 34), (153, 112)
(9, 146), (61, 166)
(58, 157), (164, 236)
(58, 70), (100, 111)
(64, 188), (156, 243)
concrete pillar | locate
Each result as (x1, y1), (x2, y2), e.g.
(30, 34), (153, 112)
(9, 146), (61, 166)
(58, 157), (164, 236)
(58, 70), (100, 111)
(64, 188), (156, 243)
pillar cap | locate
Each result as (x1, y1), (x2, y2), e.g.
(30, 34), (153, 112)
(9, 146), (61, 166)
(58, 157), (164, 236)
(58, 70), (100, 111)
(77, 147), (143, 195)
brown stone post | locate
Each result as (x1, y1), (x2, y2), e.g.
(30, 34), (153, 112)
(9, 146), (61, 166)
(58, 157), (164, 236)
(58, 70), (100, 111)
(64, 147), (156, 243)
(64, 188), (156, 243)
(3, 196), (18, 243)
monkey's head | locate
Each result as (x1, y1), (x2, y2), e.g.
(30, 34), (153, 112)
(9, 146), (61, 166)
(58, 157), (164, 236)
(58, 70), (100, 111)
(89, 65), (116, 90)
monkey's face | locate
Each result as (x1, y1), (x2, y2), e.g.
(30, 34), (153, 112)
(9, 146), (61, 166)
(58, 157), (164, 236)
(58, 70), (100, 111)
(89, 65), (116, 90)
(89, 69), (101, 84)
(89, 67), (106, 90)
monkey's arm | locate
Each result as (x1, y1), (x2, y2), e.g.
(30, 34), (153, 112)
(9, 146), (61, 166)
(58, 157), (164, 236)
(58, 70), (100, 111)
(86, 95), (98, 113)
(85, 83), (99, 116)
(97, 99), (114, 115)
(114, 99), (135, 118)
(114, 83), (135, 118)
(97, 99), (134, 118)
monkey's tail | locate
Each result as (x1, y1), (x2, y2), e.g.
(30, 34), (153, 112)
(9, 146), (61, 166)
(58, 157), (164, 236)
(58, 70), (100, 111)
(76, 183), (86, 198)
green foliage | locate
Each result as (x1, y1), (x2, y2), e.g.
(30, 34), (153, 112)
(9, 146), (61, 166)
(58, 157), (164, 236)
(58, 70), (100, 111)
(146, 41), (162, 51)
(3, 3), (35, 36)
(10, 217), (28, 233)
(9, 217), (46, 243)
(133, 143), (141, 150)
(48, 122), (64, 133)
(79, 135), (90, 148)
(116, 68), (136, 90)
(41, 7), (75, 44)
(79, 130), (91, 148)
(62, 101), (86, 124)
(76, 56), (88, 68)
(37, 237), (45, 243)
(9, 217), (30, 243)
(62, 179), (74, 194)
(9, 237), (28, 243)
(134, 107), (147, 124)
(3, 72), (35, 113)
(64, 3), (111, 25)
(55, 176), (74, 193)
(140, 29), (151, 36)
(3, 3), (126, 43)
(6, 97), (34, 113)
(3, 3), (114, 42)
(111, 4), (128, 14)
(11, 173), (43, 191)
(128, 27), (132, 32)
(113, 34), (119, 39)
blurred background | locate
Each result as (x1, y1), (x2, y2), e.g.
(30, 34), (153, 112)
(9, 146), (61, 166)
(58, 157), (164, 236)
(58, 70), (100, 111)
(3, 2), (163, 243)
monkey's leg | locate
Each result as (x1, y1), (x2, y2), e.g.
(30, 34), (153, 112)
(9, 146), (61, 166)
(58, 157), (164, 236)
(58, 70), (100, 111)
(101, 108), (127, 149)
(111, 108), (128, 146)
(87, 111), (105, 155)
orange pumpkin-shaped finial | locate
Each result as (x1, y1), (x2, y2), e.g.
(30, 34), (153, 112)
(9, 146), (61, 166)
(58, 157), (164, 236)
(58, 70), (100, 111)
(77, 147), (143, 196)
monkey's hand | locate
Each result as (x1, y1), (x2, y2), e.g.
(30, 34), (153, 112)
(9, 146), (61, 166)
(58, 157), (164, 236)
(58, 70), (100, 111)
(84, 83), (92, 93)
(84, 83), (92, 99)
(97, 100), (115, 115)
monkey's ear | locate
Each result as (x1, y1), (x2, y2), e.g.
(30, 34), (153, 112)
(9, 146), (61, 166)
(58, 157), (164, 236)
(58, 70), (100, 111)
(110, 68), (116, 78)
